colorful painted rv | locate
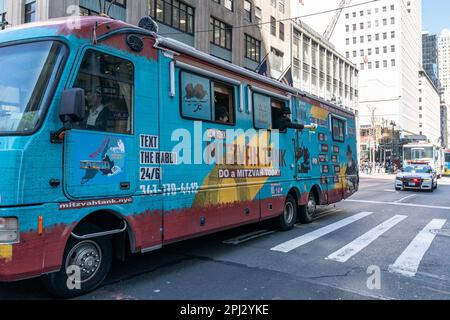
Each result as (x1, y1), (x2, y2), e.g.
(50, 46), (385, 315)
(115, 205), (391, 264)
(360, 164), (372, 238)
(0, 17), (358, 297)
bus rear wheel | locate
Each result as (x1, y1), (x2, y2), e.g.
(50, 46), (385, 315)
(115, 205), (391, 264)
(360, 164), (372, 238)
(298, 192), (317, 224)
(42, 223), (112, 299)
(275, 194), (298, 231)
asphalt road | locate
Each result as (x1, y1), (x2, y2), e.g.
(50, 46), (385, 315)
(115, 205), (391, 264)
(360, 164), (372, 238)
(2, 176), (450, 300)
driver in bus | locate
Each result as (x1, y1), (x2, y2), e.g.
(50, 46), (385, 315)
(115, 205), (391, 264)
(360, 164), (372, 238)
(85, 87), (110, 131)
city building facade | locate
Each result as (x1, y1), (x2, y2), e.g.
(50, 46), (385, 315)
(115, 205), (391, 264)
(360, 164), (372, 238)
(441, 105), (448, 148)
(439, 29), (450, 105)
(422, 31), (440, 89)
(294, 0), (423, 159)
(418, 70), (441, 146)
(291, 19), (359, 112)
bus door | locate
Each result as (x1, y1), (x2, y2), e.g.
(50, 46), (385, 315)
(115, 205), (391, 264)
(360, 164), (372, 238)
(64, 49), (138, 200)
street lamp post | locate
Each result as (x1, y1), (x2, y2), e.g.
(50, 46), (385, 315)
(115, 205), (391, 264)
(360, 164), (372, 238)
(390, 121), (396, 173)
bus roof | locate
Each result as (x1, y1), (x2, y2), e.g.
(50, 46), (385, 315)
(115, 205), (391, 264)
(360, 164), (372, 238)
(0, 16), (355, 117)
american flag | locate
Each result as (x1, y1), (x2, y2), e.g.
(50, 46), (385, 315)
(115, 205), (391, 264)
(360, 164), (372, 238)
(256, 54), (269, 76)
(279, 65), (293, 87)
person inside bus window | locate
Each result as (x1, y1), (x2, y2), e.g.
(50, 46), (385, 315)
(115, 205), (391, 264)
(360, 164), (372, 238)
(216, 106), (230, 123)
(272, 106), (305, 131)
(85, 87), (110, 131)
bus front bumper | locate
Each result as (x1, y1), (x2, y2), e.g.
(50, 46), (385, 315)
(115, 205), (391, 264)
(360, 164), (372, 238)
(0, 206), (74, 282)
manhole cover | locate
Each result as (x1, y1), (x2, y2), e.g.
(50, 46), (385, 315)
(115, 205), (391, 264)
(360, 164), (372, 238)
(432, 229), (450, 238)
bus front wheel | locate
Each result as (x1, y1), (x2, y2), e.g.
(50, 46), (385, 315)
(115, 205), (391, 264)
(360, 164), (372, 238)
(42, 223), (112, 299)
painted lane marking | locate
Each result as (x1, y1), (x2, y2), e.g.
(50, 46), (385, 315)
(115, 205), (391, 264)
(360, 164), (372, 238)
(295, 209), (343, 228)
(395, 195), (416, 203)
(383, 189), (398, 193)
(389, 219), (447, 277)
(223, 230), (276, 245)
(345, 199), (450, 211)
(271, 212), (374, 253)
(326, 215), (408, 263)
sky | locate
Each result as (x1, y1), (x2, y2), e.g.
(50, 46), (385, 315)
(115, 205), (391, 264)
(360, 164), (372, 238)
(422, 0), (450, 35)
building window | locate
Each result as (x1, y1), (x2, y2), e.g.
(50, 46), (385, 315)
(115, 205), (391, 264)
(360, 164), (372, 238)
(271, 0), (276, 8)
(25, 1), (36, 23)
(391, 45), (395, 52)
(375, 47), (379, 54)
(245, 34), (261, 62)
(391, 31), (395, 38)
(345, 25), (349, 32)
(279, 22), (284, 41)
(383, 60), (387, 68)
(244, 0), (252, 22)
(270, 16), (276, 36)
(79, 6), (99, 16)
(224, 0), (233, 11)
(255, 6), (261, 24)
(391, 59), (396, 67)
(210, 17), (232, 50)
(279, 0), (285, 14)
(375, 33), (379, 41)
(151, 0), (195, 35)
(391, 17), (395, 24)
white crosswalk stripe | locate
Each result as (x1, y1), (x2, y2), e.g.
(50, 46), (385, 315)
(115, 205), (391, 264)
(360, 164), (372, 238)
(326, 215), (408, 263)
(270, 211), (374, 253)
(388, 219), (447, 277)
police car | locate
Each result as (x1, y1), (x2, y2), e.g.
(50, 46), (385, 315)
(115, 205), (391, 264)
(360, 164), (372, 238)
(395, 165), (438, 192)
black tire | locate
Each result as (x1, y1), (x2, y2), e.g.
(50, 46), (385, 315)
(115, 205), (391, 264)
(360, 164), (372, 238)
(42, 223), (112, 299)
(298, 192), (318, 224)
(395, 187), (402, 191)
(275, 194), (298, 231)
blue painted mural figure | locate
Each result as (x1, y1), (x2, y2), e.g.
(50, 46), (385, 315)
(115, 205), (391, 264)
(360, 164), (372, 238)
(346, 145), (357, 190)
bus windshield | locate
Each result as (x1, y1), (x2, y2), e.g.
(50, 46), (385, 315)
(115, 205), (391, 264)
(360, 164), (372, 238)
(0, 41), (66, 134)
(403, 147), (433, 160)
(445, 153), (450, 163)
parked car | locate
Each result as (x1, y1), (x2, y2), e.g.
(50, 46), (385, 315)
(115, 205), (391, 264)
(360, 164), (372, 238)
(395, 165), (438, 192)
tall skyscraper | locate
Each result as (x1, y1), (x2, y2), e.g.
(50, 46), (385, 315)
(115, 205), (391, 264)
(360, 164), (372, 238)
(438, 29), (450, 145)
(422, 31), (440, 89)
(439, 29), (450, 105)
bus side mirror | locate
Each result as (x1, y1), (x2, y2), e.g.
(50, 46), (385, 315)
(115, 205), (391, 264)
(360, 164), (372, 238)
(59, 88), (85, 123)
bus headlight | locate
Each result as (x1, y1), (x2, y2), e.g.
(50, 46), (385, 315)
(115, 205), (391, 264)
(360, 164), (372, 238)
(0, 217), (19, 244)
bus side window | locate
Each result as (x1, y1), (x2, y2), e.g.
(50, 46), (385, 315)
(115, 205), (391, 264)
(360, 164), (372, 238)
(213, 81), (235, 124)
(180, 71), (235, 125)
(331, 116), (346, 142)
(73, 50), (134, 134)
(271, 99), (288, 133)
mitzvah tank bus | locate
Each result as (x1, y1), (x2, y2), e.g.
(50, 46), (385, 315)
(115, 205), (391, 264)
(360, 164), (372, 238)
(0, 16), (358, 297)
